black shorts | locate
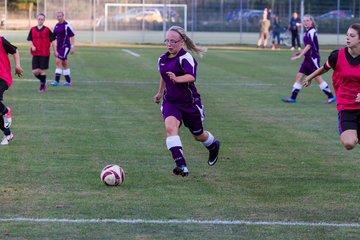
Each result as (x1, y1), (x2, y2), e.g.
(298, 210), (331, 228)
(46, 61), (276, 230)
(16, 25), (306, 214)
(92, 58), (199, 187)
(32, 56), (50, 70)
(338, 109), (360, 136)
(0, 79), (9, 101)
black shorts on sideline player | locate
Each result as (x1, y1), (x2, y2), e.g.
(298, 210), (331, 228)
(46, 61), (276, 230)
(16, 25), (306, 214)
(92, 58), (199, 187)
(32, 56), (50, 70)
(338, 109), (360, 136)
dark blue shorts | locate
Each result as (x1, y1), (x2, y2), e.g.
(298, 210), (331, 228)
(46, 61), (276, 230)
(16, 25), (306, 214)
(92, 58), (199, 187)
(161, 100), (205, 136)
(299, 57), (320, 76)
(57, 46), (70, 60)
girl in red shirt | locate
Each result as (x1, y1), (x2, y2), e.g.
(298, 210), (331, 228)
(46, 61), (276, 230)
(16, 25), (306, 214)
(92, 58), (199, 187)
(303, 23), (360, 150)
(0, 36), (23, 145)
(27, 13), (56, 92)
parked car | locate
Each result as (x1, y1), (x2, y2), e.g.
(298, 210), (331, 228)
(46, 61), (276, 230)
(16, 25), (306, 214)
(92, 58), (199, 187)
(316, 10), (354, 33)
(226, 9), (264, 24)
(243, 9), (265, 23)
(113, 8), (163, 23)
(316, 10), (354, 20)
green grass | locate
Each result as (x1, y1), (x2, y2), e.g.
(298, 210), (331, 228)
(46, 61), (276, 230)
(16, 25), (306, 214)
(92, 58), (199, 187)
(0, 46), (359, 239)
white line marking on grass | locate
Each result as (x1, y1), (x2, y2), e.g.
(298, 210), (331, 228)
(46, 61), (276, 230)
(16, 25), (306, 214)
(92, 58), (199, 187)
(16, 79), (274, 87)
(0, 218), (359, 228)
(122, 49), (140, 57)
(18, 78), (37, 82)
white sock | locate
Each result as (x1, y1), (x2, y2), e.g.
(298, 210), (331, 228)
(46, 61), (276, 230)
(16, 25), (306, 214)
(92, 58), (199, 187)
(166, 135), (182, 150)
(202, 131), (215, 147)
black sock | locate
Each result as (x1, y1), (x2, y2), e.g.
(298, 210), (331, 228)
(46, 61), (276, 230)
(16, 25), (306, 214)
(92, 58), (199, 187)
(39, 75), (46, 86)
(34, 74), (41, 80)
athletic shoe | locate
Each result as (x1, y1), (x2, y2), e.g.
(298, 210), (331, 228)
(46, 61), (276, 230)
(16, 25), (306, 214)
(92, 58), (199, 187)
(281, 97), (297, 103)
(63, 82), (73, 86)
(290, 47), (295, 51)
(298, 47), (302, 51)
(207, 140), (220, 166)
(39, 84), (46, 92)
(1, 133), (13, 145)
(51, 81), (59, 86)
(325, 97), (336, 104)
(3, 107), (11, 128)
(173, 165), (189, 177)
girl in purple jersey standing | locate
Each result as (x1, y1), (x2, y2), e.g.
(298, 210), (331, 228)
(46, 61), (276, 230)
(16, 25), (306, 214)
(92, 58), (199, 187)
(154, 26), (220, 177)
(51, 11), (75, 87)
(281, 15), (336, 104)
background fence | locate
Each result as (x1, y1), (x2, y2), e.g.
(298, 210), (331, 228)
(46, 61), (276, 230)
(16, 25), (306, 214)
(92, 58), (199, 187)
(0, 0), (359, 45)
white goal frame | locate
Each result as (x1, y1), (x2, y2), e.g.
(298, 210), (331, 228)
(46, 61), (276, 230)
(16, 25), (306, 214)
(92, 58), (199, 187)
(104, 3), (187, 32)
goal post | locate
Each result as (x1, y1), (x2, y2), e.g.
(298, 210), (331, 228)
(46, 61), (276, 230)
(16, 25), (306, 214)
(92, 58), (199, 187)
(104, 3), (187, 32)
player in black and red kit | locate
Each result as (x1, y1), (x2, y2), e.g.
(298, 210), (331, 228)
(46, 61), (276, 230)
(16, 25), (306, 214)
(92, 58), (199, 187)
(0, 36), (23, 145)
(27, 13), (56, 92)
(304, 23), (360, 150)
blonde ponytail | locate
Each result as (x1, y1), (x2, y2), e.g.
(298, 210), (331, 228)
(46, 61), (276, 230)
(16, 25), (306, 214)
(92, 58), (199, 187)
(168, 26), (207, 57)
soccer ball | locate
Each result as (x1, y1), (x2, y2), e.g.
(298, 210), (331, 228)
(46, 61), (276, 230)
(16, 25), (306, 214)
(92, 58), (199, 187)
(100, 164), (125, 186)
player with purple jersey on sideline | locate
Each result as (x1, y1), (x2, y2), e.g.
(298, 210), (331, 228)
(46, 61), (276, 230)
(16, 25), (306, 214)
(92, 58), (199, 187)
(154, 26), (220, 177)
(281, 15), (336, 104)
(51, 11), (75, 87)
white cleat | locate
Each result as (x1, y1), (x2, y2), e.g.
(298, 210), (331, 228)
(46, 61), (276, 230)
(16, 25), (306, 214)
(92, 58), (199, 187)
(1, 133), (14, 145)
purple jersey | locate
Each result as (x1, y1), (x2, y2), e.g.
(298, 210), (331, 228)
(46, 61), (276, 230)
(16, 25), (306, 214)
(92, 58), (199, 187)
(158, 48), (200, 103)
(53, 21), (74, 50)
(303, 27), (320, 60)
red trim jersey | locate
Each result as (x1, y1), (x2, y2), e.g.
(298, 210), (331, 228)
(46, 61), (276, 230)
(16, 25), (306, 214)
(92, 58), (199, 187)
(27, 26), (55, 56)
(0, 37), (17, 87)
(325, 48), (360, 111)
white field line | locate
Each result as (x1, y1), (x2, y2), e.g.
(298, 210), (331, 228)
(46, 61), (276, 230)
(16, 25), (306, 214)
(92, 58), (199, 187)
(122, 49), (140, 57)
(15, 79), (274, 87)
(0, 218), (359, 228)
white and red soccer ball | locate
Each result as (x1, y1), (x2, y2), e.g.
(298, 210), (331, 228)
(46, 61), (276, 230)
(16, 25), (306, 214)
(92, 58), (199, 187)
(100, 164), (125, 186)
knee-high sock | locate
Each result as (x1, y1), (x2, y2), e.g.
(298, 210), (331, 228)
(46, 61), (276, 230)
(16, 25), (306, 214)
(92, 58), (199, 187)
(63, 68), (71, 83)
(166, 135), (186, 166)
(55, 68), (62, 82)
(202, 131), (216, 150)
(290, 82), (302, 100)
(319, 81), (334, 98)
(39, 75), (46, 86)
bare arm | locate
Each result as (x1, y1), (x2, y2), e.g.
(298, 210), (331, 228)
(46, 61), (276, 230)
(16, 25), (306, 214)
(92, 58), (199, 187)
(291, 44), (311, 60)
(51, 40), (58, 57)
(29, 40), (36, 52)
(166, 72), (195, 83)
(70, 36), (75, 54)
(303, 66), (329, 87)
(12, 49), (23, 77)
(154, 76), (166, 104)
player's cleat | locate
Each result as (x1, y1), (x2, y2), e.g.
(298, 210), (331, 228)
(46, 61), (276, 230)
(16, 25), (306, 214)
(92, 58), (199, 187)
(1, 133), (13, 145)
(51, 81), (59, 86)
(207, 140), (220, 166)
(173, 165), (189, 177)
(63, 82), (73, 86)
(3, 107), (11, 128)
(281, 97), (297, 103)
(39, 84), (46, 92)
(325, 97), (336, 104)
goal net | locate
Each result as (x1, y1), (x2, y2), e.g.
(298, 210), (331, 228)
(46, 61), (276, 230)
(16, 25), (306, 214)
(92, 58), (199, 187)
(104, 3), (187, 32)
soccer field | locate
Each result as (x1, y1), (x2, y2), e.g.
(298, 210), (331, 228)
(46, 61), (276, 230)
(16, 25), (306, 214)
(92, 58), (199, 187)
(0, 45), (359, 239)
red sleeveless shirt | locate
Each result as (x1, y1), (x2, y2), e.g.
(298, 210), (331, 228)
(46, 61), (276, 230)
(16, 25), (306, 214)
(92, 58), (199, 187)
(30, 26), (52, 56)
(332, 48), (360, 111)
(0, 37), (12, 87)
